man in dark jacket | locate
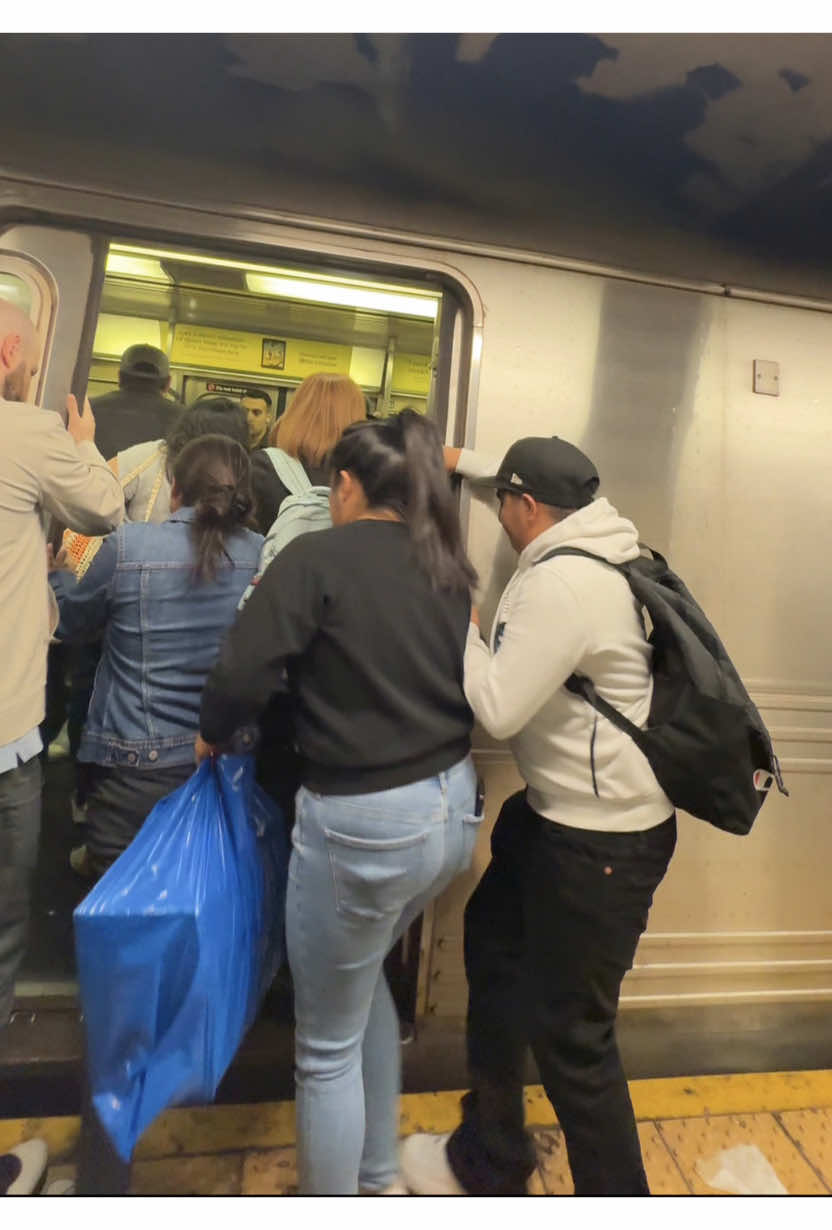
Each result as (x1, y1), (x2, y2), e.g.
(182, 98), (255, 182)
(91, 344), (177, 462)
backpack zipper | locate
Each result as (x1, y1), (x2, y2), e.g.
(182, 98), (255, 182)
(590, 716), (599, 798)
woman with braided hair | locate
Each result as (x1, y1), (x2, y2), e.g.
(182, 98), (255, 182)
(49, 435), (262, 877)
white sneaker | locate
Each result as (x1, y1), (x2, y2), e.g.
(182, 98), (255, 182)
(399, 1133), (466, 1196)
(359, 1177), (409, 1195)
(45, 1178), (76, 1196)
(0, 1139), (48, 1195)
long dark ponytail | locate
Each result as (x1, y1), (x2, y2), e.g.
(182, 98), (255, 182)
(171, 435), (255, 581)
(330, 410), (477, 594)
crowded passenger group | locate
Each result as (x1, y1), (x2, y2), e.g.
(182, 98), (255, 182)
(0, 326), (677, 1197)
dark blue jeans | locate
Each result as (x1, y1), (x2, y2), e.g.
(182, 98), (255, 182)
(447, 791), (676, 1196)
(83, 762), (193, 878)
(0, 757), (42, 1025)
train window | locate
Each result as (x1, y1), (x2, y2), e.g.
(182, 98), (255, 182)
(92, 242), (443, 426)
(0, 253), (57, 406)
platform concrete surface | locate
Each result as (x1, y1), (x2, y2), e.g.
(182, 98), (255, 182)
(3, 1070), (832, 1195)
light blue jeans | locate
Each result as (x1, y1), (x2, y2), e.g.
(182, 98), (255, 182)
(286, 754), (480, 1194)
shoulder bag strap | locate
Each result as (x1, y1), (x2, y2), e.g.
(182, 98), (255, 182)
(121, 444), (164, 488)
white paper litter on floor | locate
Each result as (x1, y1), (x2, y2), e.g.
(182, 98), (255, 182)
(695, 1143), (788, 1195)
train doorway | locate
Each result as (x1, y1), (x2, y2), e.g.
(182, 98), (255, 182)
(18, 235), (451, 1081)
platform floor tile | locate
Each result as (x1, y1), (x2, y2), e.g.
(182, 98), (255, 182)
(242, 1147), (298, 1195)
(129, 1152), (244, 1196)
(778, 1108), (832, 1190)
(657, 1112), (829, 1195)
(530, 1121), (690, 1195)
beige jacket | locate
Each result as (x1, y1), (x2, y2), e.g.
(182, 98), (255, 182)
(0, 400), (124, 746)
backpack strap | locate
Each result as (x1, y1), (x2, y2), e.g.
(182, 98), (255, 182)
(264, 447), (313, 497)
(536, 543), (666, 570)
(561, 671), (644, 741)
(534, 545), (646, 737)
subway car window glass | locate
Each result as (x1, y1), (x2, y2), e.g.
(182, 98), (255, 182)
(89, 242), (443, 422)
(0, 254), (57, 406)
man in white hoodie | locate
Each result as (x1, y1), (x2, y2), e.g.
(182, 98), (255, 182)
(401, 437), (676, 1196)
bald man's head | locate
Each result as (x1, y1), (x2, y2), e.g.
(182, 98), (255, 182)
(0, 300), (39, 403)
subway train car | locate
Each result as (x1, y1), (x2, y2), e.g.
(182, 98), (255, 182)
(2, 33), (832, 1108)
(3, 179), (829, 1087)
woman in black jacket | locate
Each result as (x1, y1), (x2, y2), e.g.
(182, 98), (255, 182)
(198, 411), (481, 1195)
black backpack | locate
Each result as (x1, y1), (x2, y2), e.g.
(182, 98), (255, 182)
(537, 546), (787, 835)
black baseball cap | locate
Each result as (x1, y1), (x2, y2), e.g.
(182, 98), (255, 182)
(481, 436), (599, 508)
(119, 344), (170, 381)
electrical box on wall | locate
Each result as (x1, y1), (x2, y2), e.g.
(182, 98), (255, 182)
(753, 359), (780, 396)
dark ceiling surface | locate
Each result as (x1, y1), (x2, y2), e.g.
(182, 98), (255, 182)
(3, 33), (832, 279)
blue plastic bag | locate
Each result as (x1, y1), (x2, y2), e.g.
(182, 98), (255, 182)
(73, 755), (289, 1162)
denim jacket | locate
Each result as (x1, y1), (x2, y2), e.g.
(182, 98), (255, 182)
(51, 508), (262, 769)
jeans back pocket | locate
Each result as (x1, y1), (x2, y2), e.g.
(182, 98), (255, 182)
(324, 827), (430, 921)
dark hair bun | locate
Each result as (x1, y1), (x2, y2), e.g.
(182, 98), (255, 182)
(171, 436), (255, 581)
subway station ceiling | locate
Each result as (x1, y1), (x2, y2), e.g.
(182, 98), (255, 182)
(4, 33), (832, 278)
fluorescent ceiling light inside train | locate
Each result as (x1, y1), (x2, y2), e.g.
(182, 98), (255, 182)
(105, 252), (172, 281)
(105, 244), (439, 319)
(245, 274), (438, 319)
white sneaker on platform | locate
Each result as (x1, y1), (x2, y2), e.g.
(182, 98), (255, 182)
(400, 1133), (466, 1195)
(359, 1177), (409, 1195)
(0, 1139), (48, 1195)
(45, 1178), (76, 1196)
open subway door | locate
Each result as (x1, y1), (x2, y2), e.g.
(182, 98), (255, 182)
(2, 225), (456, 1087)
(0, 226), (108, 418)
(0, 227), (113, 1025)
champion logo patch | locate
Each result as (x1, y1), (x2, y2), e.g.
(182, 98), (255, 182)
(753, 769), (774, 792)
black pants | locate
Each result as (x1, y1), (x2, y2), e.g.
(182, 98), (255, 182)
(84, 762), (193, 878)
(0, 758), (42, 1025)
(446, 791), (676, 1196)
(41, 642), (68, 755)
(67, 642), (102, 764)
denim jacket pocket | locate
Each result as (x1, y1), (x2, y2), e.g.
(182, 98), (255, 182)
(324, 826), (429, 921)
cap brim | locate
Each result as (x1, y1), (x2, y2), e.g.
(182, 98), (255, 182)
(467, 473), (507, 489)
(471, 475), (539, 498)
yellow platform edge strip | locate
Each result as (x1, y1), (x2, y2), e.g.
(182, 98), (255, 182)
(4, 1069), (832, 1162)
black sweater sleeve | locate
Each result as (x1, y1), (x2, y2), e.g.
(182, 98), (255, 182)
(200, 539), (324, 745)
